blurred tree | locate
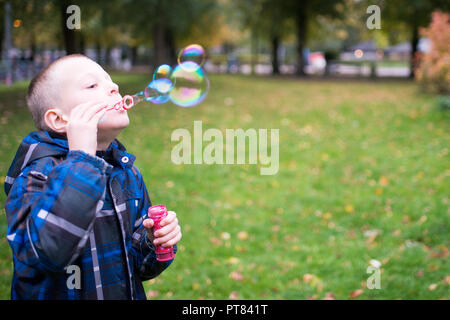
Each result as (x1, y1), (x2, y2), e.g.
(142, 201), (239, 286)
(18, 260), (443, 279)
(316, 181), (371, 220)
(286, 0), (344, 76)
(233, 0), (264, 75)
(128, 0), (218, 68)
(383, 0), (450, 78)
(416, 11), (450, 94)
(233, 0), (294, 75)
(5, 0), (57, 56)
(235, 0), (344, 76)
(261, 0), (293, 75)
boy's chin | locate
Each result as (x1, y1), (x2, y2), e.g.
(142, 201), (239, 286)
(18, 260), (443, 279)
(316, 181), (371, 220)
(98, 113), (130, 131)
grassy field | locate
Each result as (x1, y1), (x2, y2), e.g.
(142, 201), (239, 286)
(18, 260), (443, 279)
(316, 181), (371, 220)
(0, 73), (448, 300)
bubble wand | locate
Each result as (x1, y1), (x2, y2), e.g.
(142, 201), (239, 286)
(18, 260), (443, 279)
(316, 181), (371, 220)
(104, 44), (209, 112)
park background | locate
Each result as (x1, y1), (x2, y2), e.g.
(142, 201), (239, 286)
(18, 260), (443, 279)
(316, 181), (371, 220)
(0, 0), (449, 299)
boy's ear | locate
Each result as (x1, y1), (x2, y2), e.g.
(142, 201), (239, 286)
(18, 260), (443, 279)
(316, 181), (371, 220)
(44, 108), (68, 133)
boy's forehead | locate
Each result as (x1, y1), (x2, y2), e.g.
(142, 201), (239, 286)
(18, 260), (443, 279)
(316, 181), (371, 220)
(55, 57), (106, 81)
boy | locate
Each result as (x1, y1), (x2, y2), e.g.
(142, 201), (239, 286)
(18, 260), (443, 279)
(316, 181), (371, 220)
(4, 54), (182, 299)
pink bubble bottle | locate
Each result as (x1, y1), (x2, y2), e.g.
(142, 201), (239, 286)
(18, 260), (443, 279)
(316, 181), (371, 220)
(148, 205), (175, 261)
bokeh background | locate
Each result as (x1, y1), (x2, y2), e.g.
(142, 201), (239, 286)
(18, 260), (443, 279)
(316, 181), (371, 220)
(0, 0), (449, 299)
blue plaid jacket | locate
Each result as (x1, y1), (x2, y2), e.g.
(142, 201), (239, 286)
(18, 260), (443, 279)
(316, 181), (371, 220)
(4, 131), (177, 300)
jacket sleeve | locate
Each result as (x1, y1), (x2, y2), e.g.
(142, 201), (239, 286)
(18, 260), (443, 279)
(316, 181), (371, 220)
(5, 150), (110, 274)
(130, 167), (177, 281)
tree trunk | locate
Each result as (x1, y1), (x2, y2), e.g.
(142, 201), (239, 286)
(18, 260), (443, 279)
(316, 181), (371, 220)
(409, 24), (419, 79)
(271, 34), (280, 75)
(153, 20), (175, 68)
(60, 0), (77, 54)
(165, 27), (176, 65)
(153, 21), (165, 67)
(105, 46), (112, 66)
(78, 32), (85, 55)
(250, 28), (258, 75)
(95, 39), (101, 64)
(131, 45), (138, 66)
(295, 2), (308, 76)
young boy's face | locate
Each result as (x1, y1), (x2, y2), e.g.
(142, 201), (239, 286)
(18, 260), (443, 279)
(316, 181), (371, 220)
(57, 57), (129, 131)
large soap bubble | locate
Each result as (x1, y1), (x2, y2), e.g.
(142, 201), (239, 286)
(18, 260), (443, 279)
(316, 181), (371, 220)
(168, 61), (209, 107)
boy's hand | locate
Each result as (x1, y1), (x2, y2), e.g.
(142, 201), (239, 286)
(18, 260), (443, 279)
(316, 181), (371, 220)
(143, 211), (182, 248)
(67, 102), (107, 156)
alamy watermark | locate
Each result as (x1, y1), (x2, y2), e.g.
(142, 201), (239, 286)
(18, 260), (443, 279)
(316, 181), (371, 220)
(366, 5), (381, 30)
(171, 121), (279, 175)
(66, 5), (81, 30)
(366, 259), (381, 289)
(66, 264), (81, 289)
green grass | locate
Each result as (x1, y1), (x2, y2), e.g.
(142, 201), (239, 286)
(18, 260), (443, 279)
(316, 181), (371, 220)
(0, 73), (449, 300)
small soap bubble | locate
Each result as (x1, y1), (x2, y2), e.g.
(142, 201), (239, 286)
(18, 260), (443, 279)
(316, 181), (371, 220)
(177, 44), (206, 72)
(144, 80), (170, 104)
(132, 91), (145, 105)
(168, 61), (209, 107)
(153, 64), (174, 94)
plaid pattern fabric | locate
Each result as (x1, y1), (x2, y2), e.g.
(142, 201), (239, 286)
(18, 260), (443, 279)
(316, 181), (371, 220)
(4, 131), (177, 300)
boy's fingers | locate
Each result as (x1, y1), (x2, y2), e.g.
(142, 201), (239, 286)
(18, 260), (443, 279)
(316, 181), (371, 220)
(70, 101), (98, 119)
(91, 107), (107, 124)
(155, 216), (178, 237)
(160, 211), (177, 226)
(154, 225), (181, 246)
(143, 218), (154, 229)
(160, 230), (182, 248)
(83, 103), (108, 121)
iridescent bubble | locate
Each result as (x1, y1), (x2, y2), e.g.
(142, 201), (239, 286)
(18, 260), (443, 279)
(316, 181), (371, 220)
(153, 64), (174, 93)
(168, 61), (209, 107)
(144, 81), (170, 104)
(132, 91), (145, 105)
(177, 44), (206, 72)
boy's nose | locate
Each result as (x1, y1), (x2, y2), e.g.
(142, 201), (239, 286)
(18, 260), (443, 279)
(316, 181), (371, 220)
(109, 82), (119, 95)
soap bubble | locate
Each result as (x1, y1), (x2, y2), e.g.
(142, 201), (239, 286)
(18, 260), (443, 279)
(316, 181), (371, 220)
(132, 91), (145, 105)
(152, 64), (174, 94)
(144, 81), (170, 104)
(168, 61), (209, 107)
(177, 44), (206, 72)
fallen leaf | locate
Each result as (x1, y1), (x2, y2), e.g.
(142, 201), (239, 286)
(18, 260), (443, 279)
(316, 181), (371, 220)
(229, 271), (244, 281)
(147, 290), (159, 298)
(345, 205), (355, 214)
(428, 283), (438, 291)
(303, 274), (314, 283)
(209, 237), (222, 245)
(237, 231), (249, 240)
(418, 215), (427, 225)
(349, 289), (364, 299)
(166, 181), (174, 188)
(429, 245), (449, 259)
(221, 232), (231, 240)
(379, 176), (389, 186)
(227, 257), (240, 265)
(229, 291), (239, 299)
(322, 292), (336, 300)
(416, 270), (424, 277)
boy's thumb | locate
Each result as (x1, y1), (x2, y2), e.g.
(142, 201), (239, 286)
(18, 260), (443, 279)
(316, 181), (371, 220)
(143, 218), (154, 229)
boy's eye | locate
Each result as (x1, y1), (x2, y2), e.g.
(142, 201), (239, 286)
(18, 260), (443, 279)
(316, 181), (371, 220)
(87, 83), (97, 89)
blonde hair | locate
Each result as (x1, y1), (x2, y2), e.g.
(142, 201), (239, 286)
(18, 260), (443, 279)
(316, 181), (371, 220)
(26, 54), (90, 131)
